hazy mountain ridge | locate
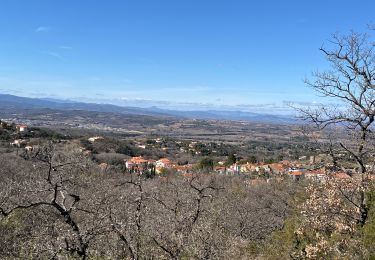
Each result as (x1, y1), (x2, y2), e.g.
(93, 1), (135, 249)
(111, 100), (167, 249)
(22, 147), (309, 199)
(0, 94), (296, 123)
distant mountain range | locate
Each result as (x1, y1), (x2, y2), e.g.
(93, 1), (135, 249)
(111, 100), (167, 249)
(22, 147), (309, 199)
(0, 94), (297, 124)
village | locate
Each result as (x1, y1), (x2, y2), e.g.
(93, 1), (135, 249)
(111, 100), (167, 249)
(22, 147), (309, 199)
(2, 119), (367, 187)
(120, 154), (359, 183)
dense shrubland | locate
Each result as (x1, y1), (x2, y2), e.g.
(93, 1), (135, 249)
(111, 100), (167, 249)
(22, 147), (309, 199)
(0, 142), (299, 259)
(2, 142), (374, 259)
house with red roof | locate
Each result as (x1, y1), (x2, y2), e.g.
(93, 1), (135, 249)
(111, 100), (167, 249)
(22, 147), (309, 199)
(156, 158), (175, 168)
(288, 170), (304, 180)
(16, 124), (28, 132)
(268, 163), (289, 174)
(288, 167), (307, 181)
(172, 164), (193, 174)
(214, 166), (227, 174)
(125, 156), (149, 168)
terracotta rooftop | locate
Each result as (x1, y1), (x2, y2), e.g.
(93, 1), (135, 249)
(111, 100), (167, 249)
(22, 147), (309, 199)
(128, 156), (148, 164)
(289, 171), (304, 176)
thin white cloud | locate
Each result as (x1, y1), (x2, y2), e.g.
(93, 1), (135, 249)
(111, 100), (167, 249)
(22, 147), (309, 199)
(59, 45), (73, 50)
(35, 26), (51, 33)
(42, 51), (64, 61)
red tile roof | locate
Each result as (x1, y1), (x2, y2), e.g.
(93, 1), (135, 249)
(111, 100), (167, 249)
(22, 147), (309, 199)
(289, 171), (304, 176)
(129, 156), (148, 164)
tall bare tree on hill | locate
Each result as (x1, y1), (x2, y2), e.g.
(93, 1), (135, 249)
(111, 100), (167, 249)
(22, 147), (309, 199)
(298, 28), (375, 226)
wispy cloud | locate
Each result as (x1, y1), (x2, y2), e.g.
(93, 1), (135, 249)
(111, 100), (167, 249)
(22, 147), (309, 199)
(35, 26), (51, 33)
(283, 100), (321, 107)
(59, 45), (73, 50)
(42, 51), (64, 61)
(0, 87), (23, 94)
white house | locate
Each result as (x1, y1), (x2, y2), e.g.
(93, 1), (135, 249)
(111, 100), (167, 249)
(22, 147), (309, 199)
(16, 125), (28, 132)
(156, 158), (174, 168)
(88, 136), (104, 143)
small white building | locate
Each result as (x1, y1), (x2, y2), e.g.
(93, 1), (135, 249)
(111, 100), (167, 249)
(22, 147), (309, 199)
(16, 125), (28, 132)
(88, 136), (104, 143)
(156, 158), (174, 168)
(227, 164), (240, 175)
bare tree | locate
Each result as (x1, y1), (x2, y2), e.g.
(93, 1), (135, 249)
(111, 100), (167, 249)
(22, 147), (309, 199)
(297, 29), (375, 226)
(0, 142), (110, 259)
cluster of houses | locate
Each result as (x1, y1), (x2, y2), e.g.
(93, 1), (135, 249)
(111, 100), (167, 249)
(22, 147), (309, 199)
(9, 139), (33, 151)
(0, 120), (29, 133)
(124, 156), (193, 174)
(212, 159), (355, 182)
(122, 155), (355, 182)
(2, 123), (34, 151)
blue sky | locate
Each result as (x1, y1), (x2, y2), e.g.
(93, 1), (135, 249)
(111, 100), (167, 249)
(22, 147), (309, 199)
(0, 0), (373, 113)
